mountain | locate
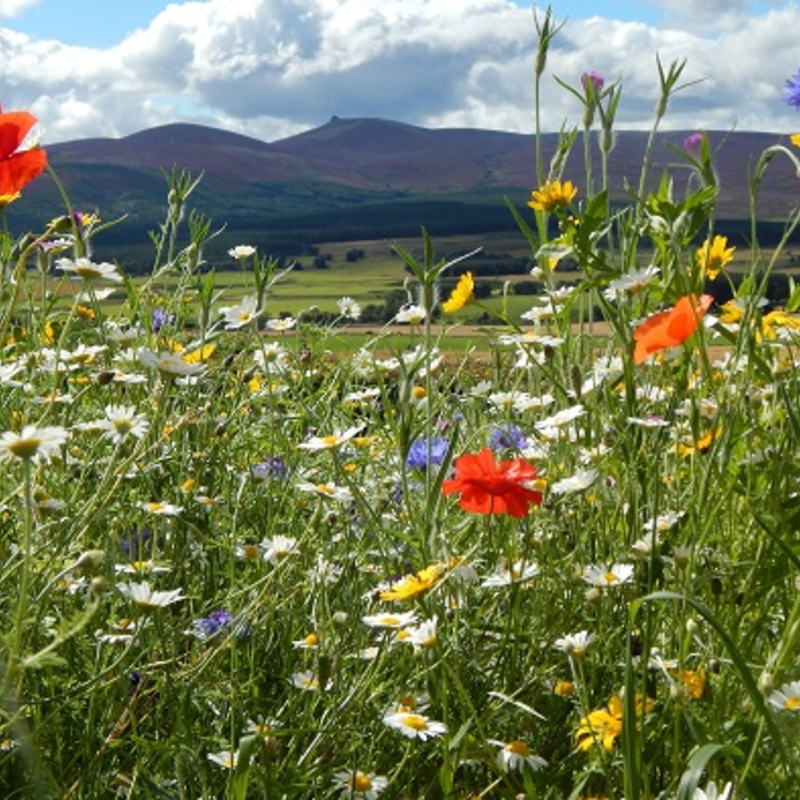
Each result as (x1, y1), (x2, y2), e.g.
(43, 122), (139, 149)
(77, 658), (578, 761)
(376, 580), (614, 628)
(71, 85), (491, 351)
(8, 117), (800, 267)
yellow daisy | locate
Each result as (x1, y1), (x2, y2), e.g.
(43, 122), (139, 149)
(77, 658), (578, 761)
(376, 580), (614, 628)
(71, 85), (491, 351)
(527, 180), (577, 213)
(695, 235), (735, 280)
(442, 272), (475, 314)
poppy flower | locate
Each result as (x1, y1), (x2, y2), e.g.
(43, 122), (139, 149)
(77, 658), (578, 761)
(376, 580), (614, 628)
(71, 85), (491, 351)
(0, 104), (47, 202)
(633, 294), (713, 365)
(441, 447), (543, 517)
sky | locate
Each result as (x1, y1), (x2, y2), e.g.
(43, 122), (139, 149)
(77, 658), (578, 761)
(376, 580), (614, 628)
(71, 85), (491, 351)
(0, 0), (798, 144)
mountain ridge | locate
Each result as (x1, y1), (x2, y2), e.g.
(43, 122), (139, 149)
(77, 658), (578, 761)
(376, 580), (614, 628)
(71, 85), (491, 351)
(10, 117), (798, 263)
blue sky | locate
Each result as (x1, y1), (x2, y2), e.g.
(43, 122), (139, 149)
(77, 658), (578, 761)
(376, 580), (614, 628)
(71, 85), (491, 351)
(0, 0), (798, 142)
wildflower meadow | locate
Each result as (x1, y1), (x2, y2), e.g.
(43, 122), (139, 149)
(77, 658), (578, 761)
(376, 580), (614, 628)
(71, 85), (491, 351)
(5, 8), (800, 799)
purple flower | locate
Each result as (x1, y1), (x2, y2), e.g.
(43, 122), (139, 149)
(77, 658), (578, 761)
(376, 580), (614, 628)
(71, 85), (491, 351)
(191, 610), (233, 639)
(406, 438), (449, 470)
(489, 424), (527, 453)
(122, 527), (152, 560)
(581, 71), (604, 93)
(251, 455), (287, 480)
(151, 307), (175, 333)
(684, 133), (703, 160)
(783, 70), (800, 109)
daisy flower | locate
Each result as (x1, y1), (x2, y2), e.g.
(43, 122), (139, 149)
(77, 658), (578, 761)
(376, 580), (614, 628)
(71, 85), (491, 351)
(332, 770), (388, 798)
(489, 739), (547, 773)
(554, 630), (596, 659)
(550, 468), (598, 495)
(228, 245), (256, 260)
(693, 781), (733, 800)
(768, 680), (800, 711)
(207, 750), (238, 769)
(292, 670), (326, 691)
(382, 710), (447, 740)
(297, 424), (365, 451)
(136, 348), (205, 378)
(0, 424), (68, 463)
(582, 563), (635, 588)
(139, 501), (183, 516)
(56, 257), (124, 283)
(219, 295), (260, 329)
(362, 611), (418, 629)
(395, 304), (427, 324)
(337, 296), (362, 320)
(481, 559), (539, 588)
(116, 581), (184, 609)
(97, 405), (149, 443)
(261, 534), (299, 565)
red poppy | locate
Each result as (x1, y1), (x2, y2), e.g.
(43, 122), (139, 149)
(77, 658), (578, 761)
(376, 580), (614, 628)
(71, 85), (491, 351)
(441, 447), (543, 517)
(0, 104), (47, 200)
(633, 294), (713, 365)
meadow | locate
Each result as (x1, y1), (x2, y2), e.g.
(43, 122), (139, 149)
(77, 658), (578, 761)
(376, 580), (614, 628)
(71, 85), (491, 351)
(5, 10), (800, 800)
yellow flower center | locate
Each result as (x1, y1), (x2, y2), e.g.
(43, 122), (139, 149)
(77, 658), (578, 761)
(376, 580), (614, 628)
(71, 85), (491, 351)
(505, 740), (531, 756)
(401, 714), (429, 731)
(8, 437), (42, 459)
(351, 773), (373, 791)
(304, 633), (318, 646)
(785, 696), (800, 710)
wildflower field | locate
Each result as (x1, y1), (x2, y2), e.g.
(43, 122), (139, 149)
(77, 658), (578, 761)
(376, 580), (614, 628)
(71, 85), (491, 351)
(5, 10), (800, 800)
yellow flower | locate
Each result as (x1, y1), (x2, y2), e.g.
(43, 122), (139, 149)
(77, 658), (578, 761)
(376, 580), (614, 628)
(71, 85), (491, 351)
(442, 272), (474, 314)
(554, 680), (575, 697)
(761, 309), (800, 340)
(678, 667), (706, 700)
(676, 426), (721, 457)
(695, 235), (735, 280)
(182, 344), (216, 364)
(76, 305), (96, 320)
(527, 180), (577, 213)
(719, 300), (744, 325)
(791, 134), (800, 148)
(380, 562), (444, 601)
(575, 694), (654, 751)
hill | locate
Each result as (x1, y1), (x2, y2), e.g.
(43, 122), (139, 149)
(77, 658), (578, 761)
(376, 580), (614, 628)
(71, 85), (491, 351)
(7, 117), (799, 268)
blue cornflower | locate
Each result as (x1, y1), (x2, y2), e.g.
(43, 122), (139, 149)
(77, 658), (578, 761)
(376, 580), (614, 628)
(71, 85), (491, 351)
(191, 610), (234, 639)
(783, 70), (800, 109)
(251, 455), (287, 480)
(122, 527), (152, 560)
(406, 438), (449, 470)
(151, 307), (175, 333)
(489, 424), (528, 453)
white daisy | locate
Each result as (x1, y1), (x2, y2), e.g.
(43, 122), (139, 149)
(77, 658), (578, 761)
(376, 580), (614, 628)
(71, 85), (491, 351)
(228, 245), (256, 260)
(582, 563), (635, 587)
(0, 425), (68, 464)
(332, 769), (388, 798)
(489, 739), (548, 773)
(219, 295), (260, 329)
(382, 711), (447, 740)
(768, 680), (800, 712)
(116, 581), (184, 609)
(56, 257), (124, 283)
(97, 405), (149, 443)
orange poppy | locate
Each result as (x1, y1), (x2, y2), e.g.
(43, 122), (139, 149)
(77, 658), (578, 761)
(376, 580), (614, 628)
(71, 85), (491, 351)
(441, 447), (543, 517)
(633, 294), (713, 365)
(0, 104), (47, 200)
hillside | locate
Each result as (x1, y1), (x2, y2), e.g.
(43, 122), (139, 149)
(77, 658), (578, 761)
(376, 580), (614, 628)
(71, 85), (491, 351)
(7, 117), (799, 267)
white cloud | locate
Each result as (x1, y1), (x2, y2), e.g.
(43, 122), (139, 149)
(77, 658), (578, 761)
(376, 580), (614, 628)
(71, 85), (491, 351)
(0, 0), (38, 19)
(0, 0), (798, 144)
